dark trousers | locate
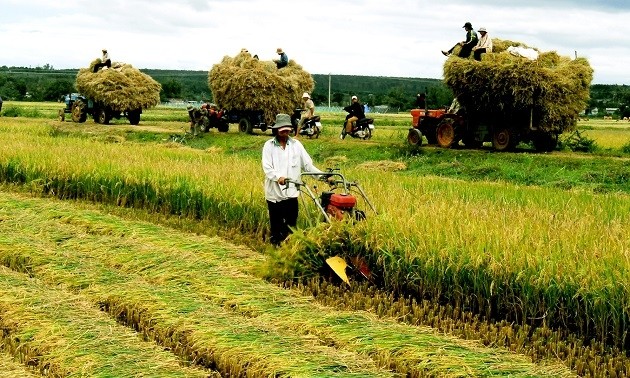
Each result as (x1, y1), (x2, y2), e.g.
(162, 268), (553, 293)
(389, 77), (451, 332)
(474, 48), (487, 61)
(459, 44), (474, 58)
(93, 59), (112, 72)
(267, 198), (299, 246)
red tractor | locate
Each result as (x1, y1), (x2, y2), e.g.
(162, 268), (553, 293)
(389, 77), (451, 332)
(408, 101), (558, 152)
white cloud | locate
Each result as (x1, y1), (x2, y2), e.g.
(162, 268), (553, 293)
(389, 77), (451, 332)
(0, 0), (628, 83)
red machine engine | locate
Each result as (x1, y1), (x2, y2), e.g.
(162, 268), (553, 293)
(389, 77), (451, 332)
(323, 193), (357, 220)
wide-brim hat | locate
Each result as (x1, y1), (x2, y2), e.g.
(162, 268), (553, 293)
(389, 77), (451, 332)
(302, 92), (310, 98)
(463, 22), (472, 28)
(272, 113), (293, 132)
(351, 95), (358, 100)
(478, 27), (487, 32)
(276, 47), (283, 54)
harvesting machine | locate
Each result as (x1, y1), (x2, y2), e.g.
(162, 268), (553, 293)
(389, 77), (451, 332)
(285, 169), (377, 285)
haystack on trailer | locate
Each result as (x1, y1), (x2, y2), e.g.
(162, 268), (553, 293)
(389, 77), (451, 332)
(410, 40), (593, 151)
(209, 50), (314, 134)
(70, 60), (161, 125)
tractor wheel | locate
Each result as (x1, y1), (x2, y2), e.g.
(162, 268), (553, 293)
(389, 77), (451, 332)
(217, 120), (229, 132)
(71, 100), (87, 123)
(407, 128), (423, 146)
(96, 107), (110, 125)
(127, 109), (141, 125)
(532, 132), (557, 152)
(436, 119), (457, 148)
(492, 127), (514, 151)
(238, 118), (253, 134)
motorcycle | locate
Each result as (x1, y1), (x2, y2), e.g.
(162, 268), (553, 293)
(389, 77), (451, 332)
(291, 108), (322, 138)
(340, 116), (374, 140)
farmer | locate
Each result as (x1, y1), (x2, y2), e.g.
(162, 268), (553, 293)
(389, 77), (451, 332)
(442, 22), (478, 58)
(297, 92), (315, 135)
(262, 113), (323, 246)
(415, 93), (427, 109)
(343, 95), (365, 135)
(93, 49), (112, 72)
(186, 104), (202, 136)
(274, 47), (288, 69)
(472, 27), (493, 61)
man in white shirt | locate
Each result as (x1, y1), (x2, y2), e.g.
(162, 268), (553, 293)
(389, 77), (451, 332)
(262, 113), (323, 245)
(93, 49), (112, 72)
(472, 27), (493, 61)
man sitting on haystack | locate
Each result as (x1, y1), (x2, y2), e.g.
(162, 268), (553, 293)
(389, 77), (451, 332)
(93, 49), (112, 72)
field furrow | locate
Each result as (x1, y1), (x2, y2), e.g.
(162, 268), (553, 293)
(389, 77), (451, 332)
(0, 266), (214, 377)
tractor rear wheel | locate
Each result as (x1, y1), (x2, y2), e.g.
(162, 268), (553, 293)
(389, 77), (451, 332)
(128, 109), (141, 125)
(71, 100), (87, 123)
(436, 119), (457, 148)
(407, 128), (423, 146)
(238, 118), (253, 134)
(492, 127), (515, 151)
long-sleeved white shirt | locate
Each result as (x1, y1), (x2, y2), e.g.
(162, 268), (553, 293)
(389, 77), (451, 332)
(262, 137), (322, 202)
(475, 34), (493, 52)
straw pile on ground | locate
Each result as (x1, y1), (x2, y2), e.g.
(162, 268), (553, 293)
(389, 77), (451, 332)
(443, 39), (593, 133)
(209, 51), (314, 125)
(76, 60), (161, 112)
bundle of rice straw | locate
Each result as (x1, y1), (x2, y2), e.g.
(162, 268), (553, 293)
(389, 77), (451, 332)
(443, 39), (593, 133)
(76, 60), (161, 112)
(209, 50), (314, 125)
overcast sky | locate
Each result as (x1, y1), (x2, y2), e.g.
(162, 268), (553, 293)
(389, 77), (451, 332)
(1, 0), (629, 84)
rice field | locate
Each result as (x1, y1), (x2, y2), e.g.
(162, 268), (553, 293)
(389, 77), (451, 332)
(0, 104), (629, 376)
(0, 191), (572, 377)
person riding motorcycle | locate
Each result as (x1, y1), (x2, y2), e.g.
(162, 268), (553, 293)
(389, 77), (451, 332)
(343, 95), (365, 135)
(297, 92), (315, 136)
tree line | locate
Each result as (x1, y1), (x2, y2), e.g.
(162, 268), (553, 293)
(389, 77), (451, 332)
(0, 65), (628, 114)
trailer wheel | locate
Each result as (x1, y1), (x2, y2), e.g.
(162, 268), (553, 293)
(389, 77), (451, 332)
(436, 119), (457, 148)
(238, 118), (253, 134)
(532, 132), (557, 152)
(96, 107), (110, 125)
(407, 128), (423, 146)
(71, 100), (87, 123)
(128, 109), (141, 125)
(462, 134), (482, 149)
(492, 127), (514, 151)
